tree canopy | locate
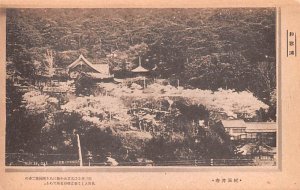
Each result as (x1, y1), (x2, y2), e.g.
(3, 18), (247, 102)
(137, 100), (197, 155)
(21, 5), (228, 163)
(7, 8), (276, 103)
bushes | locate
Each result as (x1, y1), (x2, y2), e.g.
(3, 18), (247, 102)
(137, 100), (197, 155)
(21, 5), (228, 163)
(74, 73), (95, 96)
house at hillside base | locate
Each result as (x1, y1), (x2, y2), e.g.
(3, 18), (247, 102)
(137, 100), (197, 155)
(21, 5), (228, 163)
(221, 120), (276, 147)
(67, 55), (114, 82)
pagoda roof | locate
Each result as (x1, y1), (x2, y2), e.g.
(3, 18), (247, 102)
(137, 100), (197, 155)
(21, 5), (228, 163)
(131, 56), (149, 73)
(131, 65), (149, 73)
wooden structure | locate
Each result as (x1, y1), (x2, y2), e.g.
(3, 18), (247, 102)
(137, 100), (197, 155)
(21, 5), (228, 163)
(244, 122), (276, 147)
(67, 55), (114, 82)
(222, 120), (247, 140)
(221, 120), (276, 146)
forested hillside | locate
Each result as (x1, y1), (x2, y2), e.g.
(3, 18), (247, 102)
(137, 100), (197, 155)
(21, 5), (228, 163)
(7, 8), (276, 109)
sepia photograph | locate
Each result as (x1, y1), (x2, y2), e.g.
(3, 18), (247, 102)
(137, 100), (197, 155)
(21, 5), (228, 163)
(5, 8), (277, 167)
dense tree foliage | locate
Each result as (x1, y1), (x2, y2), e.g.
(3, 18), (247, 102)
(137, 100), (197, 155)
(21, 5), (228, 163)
(7, 8), (276, 103)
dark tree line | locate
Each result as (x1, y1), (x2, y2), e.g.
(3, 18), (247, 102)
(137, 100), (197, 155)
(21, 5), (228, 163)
(7, 9), (276, 104)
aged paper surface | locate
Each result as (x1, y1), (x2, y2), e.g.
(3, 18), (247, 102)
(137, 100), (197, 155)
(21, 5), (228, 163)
(0, 0), (300, 189)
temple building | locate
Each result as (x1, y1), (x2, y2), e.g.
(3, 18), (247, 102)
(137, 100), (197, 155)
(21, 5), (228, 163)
(67, 55), (114, 82)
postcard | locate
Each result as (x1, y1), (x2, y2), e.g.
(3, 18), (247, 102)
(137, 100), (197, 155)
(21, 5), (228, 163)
(0, 1), (300, 189)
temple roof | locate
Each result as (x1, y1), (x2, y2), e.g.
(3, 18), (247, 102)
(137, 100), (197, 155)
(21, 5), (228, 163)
(67, 54), (110, 75)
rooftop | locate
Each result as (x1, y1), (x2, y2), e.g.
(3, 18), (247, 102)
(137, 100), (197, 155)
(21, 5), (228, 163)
(221, 120), (246, 128)
(245, 122), (276, 133)
(67, 54), (110, 75)
(131, 66), (149, 73)
(221, 120), (277, 133)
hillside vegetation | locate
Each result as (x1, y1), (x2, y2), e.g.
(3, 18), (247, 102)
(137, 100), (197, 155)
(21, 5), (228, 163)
(7, 8), (276, 108)
(6, 9), (276, 164)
